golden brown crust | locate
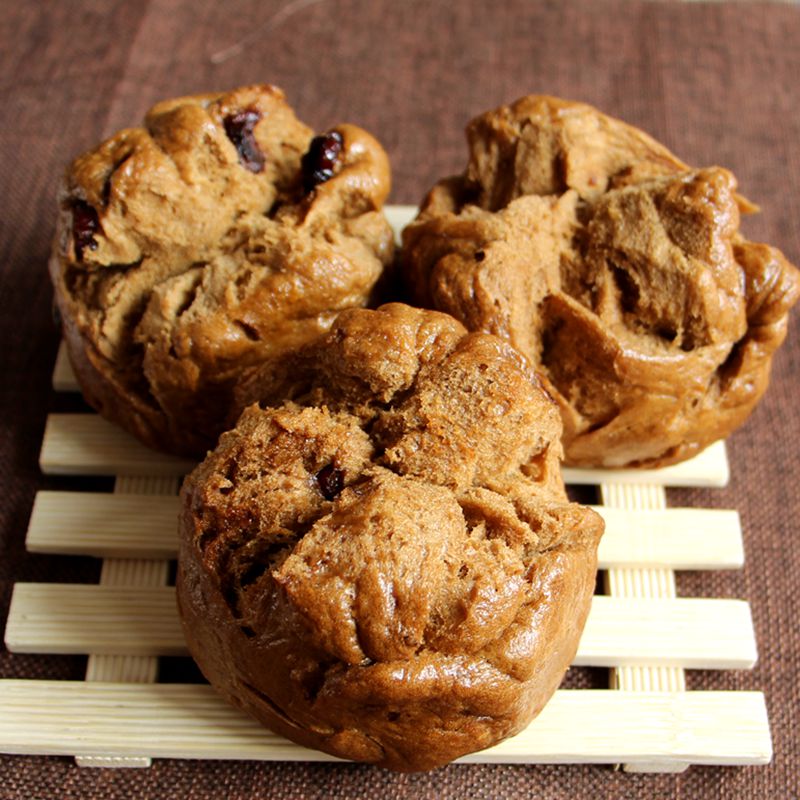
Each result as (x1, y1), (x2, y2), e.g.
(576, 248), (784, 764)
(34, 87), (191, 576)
(176, 304), (603, 771)
(50, 84), (394, 457)
(402, 95), (800, 468)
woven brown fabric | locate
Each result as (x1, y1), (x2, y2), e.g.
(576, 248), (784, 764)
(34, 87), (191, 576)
(0, 1), (798, 797)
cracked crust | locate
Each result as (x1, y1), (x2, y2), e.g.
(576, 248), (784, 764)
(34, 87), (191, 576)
(50, 84), (394, 457)
(402, 95), (800, 467)
(176, 304), (604, 771)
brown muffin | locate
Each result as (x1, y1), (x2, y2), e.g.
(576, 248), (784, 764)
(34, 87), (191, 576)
(402, 95), (800, 468)
(50, 84), (394, 457)
(177, 304), (604, 771)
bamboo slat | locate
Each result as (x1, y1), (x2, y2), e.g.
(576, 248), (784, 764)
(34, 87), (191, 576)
(26, 491), (179, 559)
(6, 585), (185, 657)
(0, 681), (772, 767)
(40, 414), (195, 477)
(39, 413), (729, 487)
(564, 442), (728, 487)
(4, 584), (757, 670)
(594, 506), (742, 568)
(25, 490), (744, 569)
(384, 204), (418, 238)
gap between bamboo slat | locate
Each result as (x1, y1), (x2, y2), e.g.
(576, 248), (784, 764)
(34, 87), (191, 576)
(75, 475), (178, 769)
(0, 680), (772, 766)
(601, 482), (689, 773)
(39, 413), (729, 487)
(4, 583), (757, 670)
(24, 490), (744, 569)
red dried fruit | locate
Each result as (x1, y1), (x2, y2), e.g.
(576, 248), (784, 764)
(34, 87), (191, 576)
(72, 200), (101, 261)
(224, 109), (265, 173)
(315, 463), (344, 501)
(301, 130), (343, 193)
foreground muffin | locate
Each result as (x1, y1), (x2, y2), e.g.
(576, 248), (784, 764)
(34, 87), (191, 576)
(177, 304), (604, 771)
(402, 95), (800, 468)
(50, 84), (394, 457)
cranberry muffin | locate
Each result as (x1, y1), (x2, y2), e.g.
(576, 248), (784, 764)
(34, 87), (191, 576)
(177, 304), (604, 771)
(50, 84), (394, 457)
(402, 95), (800, 468)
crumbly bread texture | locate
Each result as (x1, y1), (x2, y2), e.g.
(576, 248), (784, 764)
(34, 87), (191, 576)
(50, 84), (394, 457)
(177, 304), (604, 771)
(402, 95), (800, 468)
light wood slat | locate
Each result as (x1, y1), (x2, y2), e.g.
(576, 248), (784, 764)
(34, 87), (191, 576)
(0, 680), (772, 766)
(26, 491), (180, 559)
(77, 474), (178, 769)
(39, 413), (729, 486)
(40, 414), (195, 477)
(602, 482), (687, 772)
(384, 204), (417, 242)
(578, 597), (756, 668)
(4, 584), (757, 670)
(594, 506), (743, 568)
(25, 490), (743, 569)
(6, 585), (185, 657)
(564, 441), (729, 487)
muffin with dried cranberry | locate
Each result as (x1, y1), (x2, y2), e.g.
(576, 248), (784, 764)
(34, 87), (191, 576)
(50, 84), (394, 457)
(402, 95), (800, 468)
(177, 303), (604, 771)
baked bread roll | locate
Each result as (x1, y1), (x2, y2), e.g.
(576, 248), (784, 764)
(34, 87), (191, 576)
(402, 95), (800, 467)
(50, 84), (394, 457)
(177, 304), (603, 771)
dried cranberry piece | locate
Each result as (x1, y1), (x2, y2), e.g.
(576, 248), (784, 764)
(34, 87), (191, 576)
(301, 130), (343, 193)
(72, 200), (101, 261)
(316, 463), (344, 501)
(223, 109), (265, 173)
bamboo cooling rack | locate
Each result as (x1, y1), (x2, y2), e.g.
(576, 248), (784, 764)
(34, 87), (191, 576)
(1, 207), (772, 772)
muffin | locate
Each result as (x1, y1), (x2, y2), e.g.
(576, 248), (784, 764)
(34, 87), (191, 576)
(176, 304), (604, 771)
(50, 84), (394, 457)
(402, 95), (800, 468)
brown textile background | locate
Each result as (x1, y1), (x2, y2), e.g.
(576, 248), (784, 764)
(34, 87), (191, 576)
(1, 1), (799, 797)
